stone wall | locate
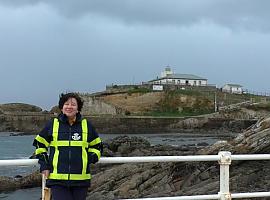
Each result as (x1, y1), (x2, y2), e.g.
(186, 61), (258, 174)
(105, 83), (217, 93)
(0, 113), (51, 133)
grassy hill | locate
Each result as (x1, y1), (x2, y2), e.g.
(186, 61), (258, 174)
(97, 87), (270, 117)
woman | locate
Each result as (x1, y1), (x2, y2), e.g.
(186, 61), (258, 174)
(33, 92), (102, 200)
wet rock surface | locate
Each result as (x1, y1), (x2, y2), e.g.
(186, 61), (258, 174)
(89, 117), (270, 200)
(0, 171), (41, 192)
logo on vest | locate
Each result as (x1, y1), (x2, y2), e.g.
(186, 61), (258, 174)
(72, 133), (81, 141)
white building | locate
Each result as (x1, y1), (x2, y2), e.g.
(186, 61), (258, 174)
(149, 67), (208, 86)
(222, 84), (243, 94)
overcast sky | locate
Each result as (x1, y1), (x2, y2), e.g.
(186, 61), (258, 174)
(0, 0), (270, 110)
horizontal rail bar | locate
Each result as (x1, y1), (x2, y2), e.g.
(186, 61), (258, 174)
(121, 192), (270, 200)
(231, 192), (270, 198)
(120, 194), (219, 200)
(1, 154), (270, 166)
(99, 155), (220, 163)
(0, 156), (219, 167)
(232, 154), (270, 160)
(0, 159), (38, 166)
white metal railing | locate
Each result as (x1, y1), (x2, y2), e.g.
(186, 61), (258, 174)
(0, 152), (270, 200)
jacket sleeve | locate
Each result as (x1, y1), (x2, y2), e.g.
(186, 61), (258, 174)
(87, 121), (103, 164)
(33, 120), (52, 172)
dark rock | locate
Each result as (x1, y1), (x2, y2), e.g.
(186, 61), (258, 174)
(197, 142), (209, 146)
(0, 171), (41, 192)
(14, 175), (23, 179)
(105, 135), (151, 156)
(9, 132), (27, 136)
(88, 117), (270, 199)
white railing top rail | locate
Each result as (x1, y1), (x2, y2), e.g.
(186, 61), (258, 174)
(1, 154), (270, 166)
(1, 152), (270, 200)
(120, 192), (270, 200)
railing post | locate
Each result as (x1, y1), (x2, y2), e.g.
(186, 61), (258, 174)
(218, 151), (232, 200)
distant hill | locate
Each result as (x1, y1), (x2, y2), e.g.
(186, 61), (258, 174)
(1, 88), (269, 118)
(90, 88), (270, 117)
(98, 90), (213, 116)
(0, 103), (42, 113)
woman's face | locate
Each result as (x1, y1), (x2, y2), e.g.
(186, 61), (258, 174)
(61, 97), (78, 118)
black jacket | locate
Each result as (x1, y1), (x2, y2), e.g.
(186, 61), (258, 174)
(33, 113), (102, 187)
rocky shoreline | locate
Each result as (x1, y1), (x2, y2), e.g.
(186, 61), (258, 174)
(88, 117), (270, 199)
(0, 112), (257, 135)
(0, 116), (270, 199)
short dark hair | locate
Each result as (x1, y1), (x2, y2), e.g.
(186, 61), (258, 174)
(58, 92), (84, 112)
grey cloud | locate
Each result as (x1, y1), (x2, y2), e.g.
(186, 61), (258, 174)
(0, 0), (42, 7)
(1, 0), (270, 31)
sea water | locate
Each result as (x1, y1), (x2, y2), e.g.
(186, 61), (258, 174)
(0, 134), (40, 200)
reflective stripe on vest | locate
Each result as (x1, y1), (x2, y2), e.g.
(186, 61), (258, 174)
(49, 173), (91, 180)
(48, 118), (90, 180)
(35, 135), (50, 147)
(35, 148), (47, 155)
(89, 137), (102, 146)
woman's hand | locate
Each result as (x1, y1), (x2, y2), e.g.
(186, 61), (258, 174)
(42, 170), (50, 178)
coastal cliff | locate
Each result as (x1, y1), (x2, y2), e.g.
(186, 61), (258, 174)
(0, 92), (269, 134)
(0, 113), (257, 134)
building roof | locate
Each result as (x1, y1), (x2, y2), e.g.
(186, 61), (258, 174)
(151, 73), (207, 81)
(168, 74), (207, 80)
(223, 84), (243, 88)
